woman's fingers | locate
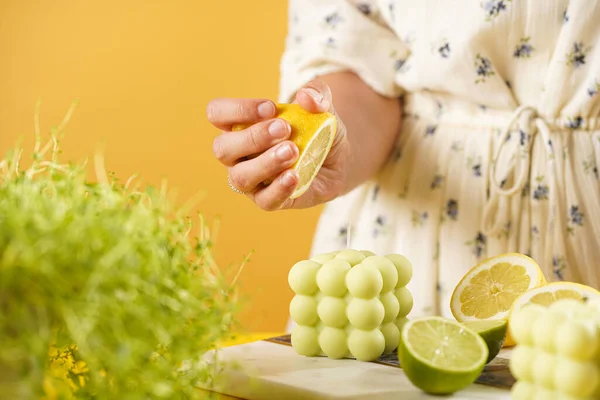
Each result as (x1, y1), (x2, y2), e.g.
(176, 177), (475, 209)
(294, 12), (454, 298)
(208, 81), (342, 211)
(250, 169), (299, 211)
(295, 80), (335, 114)
(228, 141), (299, 193)
(206, 98), (277, 130)
(297, 79), (347, 152)
(213, 118), (291, 166)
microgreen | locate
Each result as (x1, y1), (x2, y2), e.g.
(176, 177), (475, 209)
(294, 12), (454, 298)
(0, 102), (243, 399)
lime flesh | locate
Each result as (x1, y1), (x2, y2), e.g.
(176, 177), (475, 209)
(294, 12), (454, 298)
(398, 317), (488, 394)
(463, 320), (507, 363)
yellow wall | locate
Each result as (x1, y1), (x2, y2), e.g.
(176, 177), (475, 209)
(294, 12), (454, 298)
(0, 1), (322, 332)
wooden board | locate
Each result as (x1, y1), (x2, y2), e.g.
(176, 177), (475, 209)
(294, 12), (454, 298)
(200, 335), (514, 400)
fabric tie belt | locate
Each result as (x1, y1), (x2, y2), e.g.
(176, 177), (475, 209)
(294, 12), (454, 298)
(482, 105), (558, 238)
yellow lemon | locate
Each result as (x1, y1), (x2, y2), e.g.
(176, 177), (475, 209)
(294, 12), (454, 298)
(509, 281), (600, 319)
(233, 103), (337, 199)
(450, 253), (547, 347)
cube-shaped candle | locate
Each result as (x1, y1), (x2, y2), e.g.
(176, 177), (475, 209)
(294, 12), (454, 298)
(288, 249), (413, 361)
(509, 299), (600, 399)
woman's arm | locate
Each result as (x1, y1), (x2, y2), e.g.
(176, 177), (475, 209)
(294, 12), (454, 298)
(206, 72), (402, 210)
(317, 71), (402, 194)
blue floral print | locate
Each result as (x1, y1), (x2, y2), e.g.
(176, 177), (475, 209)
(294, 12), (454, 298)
(338, 225), (348, 245)
(373, 215), (388, 238)
(475, 54), (495, 83)
(395, 58), (407, 72)
(391, 48), (410, 73)
(553, 256), (566, 280)
(438, 41), (451, 58)
(425, 124), (437, 136)
(325, 12), (343, 27)
(482, 0), (511, 21)
(466, 232), (487, 259)
(435, 101), (444, 118)
(430, 174), (444, 189)
(446, 199), (459, 220)
(567, 116), (583, 130)
(519, 130), (530, 146)
(532, 177), (549, 201)
(566, 42), (591, 68)
(467, 156), (483, 177)
(566, 205), (585, 236)
(356, 3), (372, 15)
(569, 205), (584, 226)
(533, 185), (550, 200)
(514, 37), (535, 58)
(372, 185), (380, 202)
(563, 8), (569, 23)
(588, 80), (600, 97)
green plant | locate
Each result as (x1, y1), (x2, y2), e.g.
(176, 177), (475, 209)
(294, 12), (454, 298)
(0, 103), (243, 399)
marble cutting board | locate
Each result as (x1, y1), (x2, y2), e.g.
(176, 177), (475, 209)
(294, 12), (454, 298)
(199, 335), (514, 400)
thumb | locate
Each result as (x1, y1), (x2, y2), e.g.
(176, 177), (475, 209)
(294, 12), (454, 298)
(294, 79), (336, 115)
(294, 79), (347, 155)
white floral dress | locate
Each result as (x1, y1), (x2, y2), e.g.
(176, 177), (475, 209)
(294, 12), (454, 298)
(280, 0), (600, 330)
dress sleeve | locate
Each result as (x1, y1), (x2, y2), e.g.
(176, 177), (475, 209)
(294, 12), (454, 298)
(278, 0), (409, 103)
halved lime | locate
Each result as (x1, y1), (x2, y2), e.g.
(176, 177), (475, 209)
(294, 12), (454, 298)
(463, 319), (507, 363)
(398, 317), (488, 394)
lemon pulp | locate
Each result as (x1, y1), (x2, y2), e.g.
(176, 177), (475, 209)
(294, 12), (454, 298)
(450, 253), (547, 347)
(529, 289), (586, 305)
(459, 262), (531, 319)
(398, 317), (488, 394)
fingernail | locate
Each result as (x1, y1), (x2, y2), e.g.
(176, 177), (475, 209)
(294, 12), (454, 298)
(304, 88), (324, 104)
(258, 102), (276, 118)
(275, 143), (293, 160)
(268, 119), (289, 138)
(282, 170), (297, 187)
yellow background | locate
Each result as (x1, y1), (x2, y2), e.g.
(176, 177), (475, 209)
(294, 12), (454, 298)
(0, 1), (322, 332)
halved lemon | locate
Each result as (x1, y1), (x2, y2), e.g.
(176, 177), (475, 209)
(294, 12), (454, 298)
(509, 281), (600, 318)
(450, 253), (547, 347)
(234, 103), (337, 199)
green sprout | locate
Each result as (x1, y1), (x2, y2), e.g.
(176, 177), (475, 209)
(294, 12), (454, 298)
(0, 102), (244, 399)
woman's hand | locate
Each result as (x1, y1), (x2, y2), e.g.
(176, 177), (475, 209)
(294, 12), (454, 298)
(206, 79), (350, 211)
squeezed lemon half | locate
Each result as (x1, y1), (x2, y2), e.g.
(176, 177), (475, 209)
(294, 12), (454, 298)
(233, 103), (337, 199)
